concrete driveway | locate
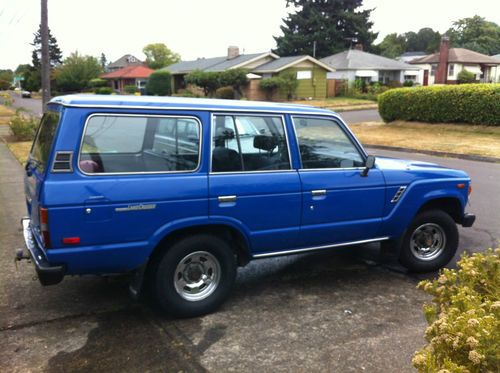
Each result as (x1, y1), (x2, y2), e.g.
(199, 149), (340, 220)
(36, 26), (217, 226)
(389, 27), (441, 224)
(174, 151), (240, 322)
(0, 140), (498, 372)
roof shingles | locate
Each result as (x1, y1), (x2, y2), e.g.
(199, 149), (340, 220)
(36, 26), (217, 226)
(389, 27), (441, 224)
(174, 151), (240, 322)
(320, 49), (419, 70)
(410, 48), (500, 64)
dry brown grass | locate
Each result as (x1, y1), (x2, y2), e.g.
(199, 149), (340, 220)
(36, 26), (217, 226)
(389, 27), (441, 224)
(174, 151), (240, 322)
(0, 105), (14, 124)
(6, 141), (32, 165)
(293, 97), (378, 111)
(350, 121), (500, 158)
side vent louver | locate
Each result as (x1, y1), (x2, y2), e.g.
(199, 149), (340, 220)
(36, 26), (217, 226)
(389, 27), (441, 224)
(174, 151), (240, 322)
(51, 151), (73, 173)
(391, 186), (407, 203)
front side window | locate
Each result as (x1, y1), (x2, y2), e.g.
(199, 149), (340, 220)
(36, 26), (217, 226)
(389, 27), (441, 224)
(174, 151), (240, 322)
(448, 64), (454, 77)
(211, 115), (290, 172)
(30, 111), (61, 173)
(293, 117), (364, 169)
(80, 115), (200, 174)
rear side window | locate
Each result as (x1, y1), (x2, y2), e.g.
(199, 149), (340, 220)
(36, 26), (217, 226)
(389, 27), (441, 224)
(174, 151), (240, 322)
(79, 115), (200, 174)
(211, 115), (290, 172)
(30, 111), (61, 173)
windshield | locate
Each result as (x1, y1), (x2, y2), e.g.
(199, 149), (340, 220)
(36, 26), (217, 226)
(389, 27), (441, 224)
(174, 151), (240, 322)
(30, 111), (60, 172)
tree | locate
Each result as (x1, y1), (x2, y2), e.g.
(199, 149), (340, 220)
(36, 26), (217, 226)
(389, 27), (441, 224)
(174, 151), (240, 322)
(0, 69), (14, 84)
(100, 53), (107, 70)
(22, 68), (41, 92)
(376, 33), (406, 58)
(185, 70), (221, 97)
(31, 25), (63, 69)
(446, 16), (500, 55)
(274, 0), (377, 58)
(146, 71), (172, 96)
(278, 71), (299, 100)
(55, 52), (103, 92)
(143, 43), (181, 69)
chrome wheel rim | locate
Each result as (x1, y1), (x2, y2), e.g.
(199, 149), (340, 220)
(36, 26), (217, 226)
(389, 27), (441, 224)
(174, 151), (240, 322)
(410, 223), (446, 261)
(174, 251), (221, 302)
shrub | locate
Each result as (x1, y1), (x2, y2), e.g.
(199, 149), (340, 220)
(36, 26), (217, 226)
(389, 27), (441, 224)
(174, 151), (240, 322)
(219, 69), (248, 98)
(0, 79), (10, 90)
(259, 77), (283, 100)
(185, 70), (220, 97)
(89, 78), (108, 88)
(215, 86), (235, 99)
(403, 80), (414, 87)
(9, 109), (38, 140)
(279, 71), (299, 100)
(378, 84), (500, 125)
(457, 69), (477, 84)
(413, 249), (499, 373)
(146, 70), (172, 96)
(124, 85), (139, 94)
(94, 87), (113, 95)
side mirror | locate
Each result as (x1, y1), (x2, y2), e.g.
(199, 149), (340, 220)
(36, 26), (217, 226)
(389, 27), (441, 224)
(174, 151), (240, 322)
(361, 155), (376, 177)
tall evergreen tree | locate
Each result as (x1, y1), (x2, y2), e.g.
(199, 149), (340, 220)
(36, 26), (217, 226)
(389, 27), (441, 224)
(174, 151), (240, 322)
(274, 0), (377, 58)
(30, 25), (63, 69)
(100, 53), (107, 70)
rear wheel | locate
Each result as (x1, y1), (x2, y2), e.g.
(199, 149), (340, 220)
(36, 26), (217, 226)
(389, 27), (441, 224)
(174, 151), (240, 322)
(151, 234), (237, 317)
(399, 209), (458, 272)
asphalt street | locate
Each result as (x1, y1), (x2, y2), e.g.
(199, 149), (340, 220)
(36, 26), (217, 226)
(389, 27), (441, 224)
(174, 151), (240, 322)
(1, 132), (498, 371)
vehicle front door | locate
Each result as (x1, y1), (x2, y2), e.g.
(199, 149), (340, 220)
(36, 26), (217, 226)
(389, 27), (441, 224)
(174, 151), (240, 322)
(292, 116), (386, 247)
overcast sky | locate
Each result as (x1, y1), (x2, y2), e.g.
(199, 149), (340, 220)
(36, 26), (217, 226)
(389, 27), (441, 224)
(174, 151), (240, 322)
(1, 0), (499, 70)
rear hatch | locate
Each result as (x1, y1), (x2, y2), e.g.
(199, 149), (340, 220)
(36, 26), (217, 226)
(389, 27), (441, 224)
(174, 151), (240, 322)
(24, 109), (61, 246)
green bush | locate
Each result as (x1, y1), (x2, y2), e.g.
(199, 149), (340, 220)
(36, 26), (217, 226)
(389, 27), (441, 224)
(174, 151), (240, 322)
(279, 71), (299, 100)
(403, 80), (414, 87)
(219, 69), (248, 98)
(413, 248), (499, 373)
(259, 77), (283, 100)
(378, 84), (500, 125)
(457, 69), (477, 84)
(89, 78), (108, 88)
(215, 86), (235, 99)
(94, 87), (113, 95)
(146, 70), (172, 96)
(0, 79), (10, 90)
(124, 85), (139, 94)
(9, 109), (38, 140)
(185, 70), (220, 97)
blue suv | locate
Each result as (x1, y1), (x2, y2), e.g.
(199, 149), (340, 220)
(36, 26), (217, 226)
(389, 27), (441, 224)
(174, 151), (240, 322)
(18, 95), (475, 317)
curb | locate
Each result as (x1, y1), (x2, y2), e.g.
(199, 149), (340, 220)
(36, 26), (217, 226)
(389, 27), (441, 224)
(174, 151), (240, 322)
(365, 144), (500, 164)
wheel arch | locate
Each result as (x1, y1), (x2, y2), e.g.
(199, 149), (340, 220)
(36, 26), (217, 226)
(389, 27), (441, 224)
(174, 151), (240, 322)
(416, 197), (463, 224)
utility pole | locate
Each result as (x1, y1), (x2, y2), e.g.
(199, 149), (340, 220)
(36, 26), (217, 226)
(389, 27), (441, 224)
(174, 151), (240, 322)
(41, 0), (50, 111)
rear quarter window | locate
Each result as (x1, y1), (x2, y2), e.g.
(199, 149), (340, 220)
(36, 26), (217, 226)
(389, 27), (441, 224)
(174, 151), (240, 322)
(30, 111), (61, 173)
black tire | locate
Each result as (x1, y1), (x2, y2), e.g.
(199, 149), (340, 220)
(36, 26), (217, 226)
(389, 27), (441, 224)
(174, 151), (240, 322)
(151, 234), (237, 318)
(399, 209), (458, 272)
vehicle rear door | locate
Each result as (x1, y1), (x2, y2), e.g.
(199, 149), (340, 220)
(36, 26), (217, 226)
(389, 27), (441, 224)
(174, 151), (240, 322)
(208, 114), (301, 255)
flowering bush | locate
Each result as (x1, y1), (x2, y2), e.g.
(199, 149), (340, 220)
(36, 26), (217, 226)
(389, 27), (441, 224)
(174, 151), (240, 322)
(413, 248), (499, 373)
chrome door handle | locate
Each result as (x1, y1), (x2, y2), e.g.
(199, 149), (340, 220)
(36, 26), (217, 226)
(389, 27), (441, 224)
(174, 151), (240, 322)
(311, 189), (326, 197)
(218, 195), (237, 203)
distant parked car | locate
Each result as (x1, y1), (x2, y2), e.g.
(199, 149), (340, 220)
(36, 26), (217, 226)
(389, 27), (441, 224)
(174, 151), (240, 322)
(21, 91), (31, 98)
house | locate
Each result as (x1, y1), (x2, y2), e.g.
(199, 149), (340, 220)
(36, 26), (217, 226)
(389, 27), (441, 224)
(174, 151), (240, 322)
(164, 46), (334, 100)
(398, 51), (427, 63)
(320, 48), (422, 85)
(107, 54), (143, 72)
(409, 37), (500, 84)
(100, 65), (154, 93)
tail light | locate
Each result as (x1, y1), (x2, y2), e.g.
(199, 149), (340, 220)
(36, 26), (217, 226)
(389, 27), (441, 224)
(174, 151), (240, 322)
(39, 207), (51, 248)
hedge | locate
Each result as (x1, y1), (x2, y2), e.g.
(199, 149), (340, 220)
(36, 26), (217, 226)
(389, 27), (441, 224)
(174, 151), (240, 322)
(378, 84), (500, 125)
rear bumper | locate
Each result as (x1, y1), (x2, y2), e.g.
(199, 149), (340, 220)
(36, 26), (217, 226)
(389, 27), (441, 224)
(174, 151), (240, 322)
(462, 213), (476, 228)
(21, 218), (65, 285)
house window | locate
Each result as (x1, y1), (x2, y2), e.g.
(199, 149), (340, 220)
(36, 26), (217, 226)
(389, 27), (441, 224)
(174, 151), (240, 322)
(430, 64), (437, 76)
(296, 70), (312, 80)
(448, 64), (454, 77)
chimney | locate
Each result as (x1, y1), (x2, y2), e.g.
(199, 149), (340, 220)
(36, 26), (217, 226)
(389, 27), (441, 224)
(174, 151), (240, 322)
(435, 36), (450, 84)
(354, 43), (363, 51)
(227, 46), (240, 60)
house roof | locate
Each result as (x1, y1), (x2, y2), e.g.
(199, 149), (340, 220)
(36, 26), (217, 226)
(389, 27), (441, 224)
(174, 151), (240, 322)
(399, 51), (427, 58)
(108, 54), (143, 69)
(49, 94), (335, 116)
(100, 65), (154, 79)
(164, 52), (278, 74)
(490, 54), (500, 60)
(320, 49), (420, 71)
(410, 48), (500, 65)
(253, 55), (334, 73)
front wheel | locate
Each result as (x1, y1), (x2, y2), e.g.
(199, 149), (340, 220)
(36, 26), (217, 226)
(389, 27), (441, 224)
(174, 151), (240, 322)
(151, 234), (237, 317)
(399, 209), (458, 272)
